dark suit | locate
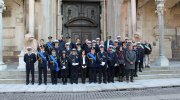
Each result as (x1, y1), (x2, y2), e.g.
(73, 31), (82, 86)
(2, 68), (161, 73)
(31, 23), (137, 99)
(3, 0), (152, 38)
(49, 55), (59, 84)
(87, 53), (97, 83)
(69, 54), (80, 84)
(104, 40), (114, 51)
(79, 55), (88, 84)
(37, 51), (48, 84)
(24, 53), (36, 84)
(59, 56), (69, 84)
(107, 51), (116, 83)
(97, 51), (108, 83)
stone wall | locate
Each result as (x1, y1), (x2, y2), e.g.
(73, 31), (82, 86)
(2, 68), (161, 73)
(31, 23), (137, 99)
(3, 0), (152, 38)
(2, 0), (25, 62)
(138, 1), (180, 61)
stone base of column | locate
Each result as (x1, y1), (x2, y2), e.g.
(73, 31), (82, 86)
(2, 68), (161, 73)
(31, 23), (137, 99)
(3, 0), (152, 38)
(155, 55), (169, 67)
(0, 63), (7, 70)
(17, 51), (26, 71)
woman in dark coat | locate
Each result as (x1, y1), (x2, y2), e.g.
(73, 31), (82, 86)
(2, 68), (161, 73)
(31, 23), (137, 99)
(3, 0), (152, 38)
(115, 46), (125, 82)
(125, 44), (136, 83)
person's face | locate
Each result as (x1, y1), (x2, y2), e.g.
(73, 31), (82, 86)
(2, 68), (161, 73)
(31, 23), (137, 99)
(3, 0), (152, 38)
(119, 47), (123, 51)
(55, 43), (59, 46)
(63, 53), (66, 57)
(109, 47), (112, 51)
(128, 46), (133, 50)
(68, 38), (71, 42)
(92, 43), (96, 46)
(114, 42), (118, 46)
(41, 48), (45, 51)
(72, 51), (76, 55)
(28, 50), (32, 53)
(66, 45), (69, 49)
(40, 40), (44, 44)
(91, 49), (95, 54)
(76, 39), (80, 42)
(59, 36), (63, 40)
(117, 38), (121, 41)
(52, 51), (56, 55)
(133, 46), (137, 49)
(77, 45), (81, 48)
(49, 38), (52, 42)
(100, 47), (104, 51)
(87, 43), (91, 47)
(82, 51), (85, 55)
(100, 41), (104, 45)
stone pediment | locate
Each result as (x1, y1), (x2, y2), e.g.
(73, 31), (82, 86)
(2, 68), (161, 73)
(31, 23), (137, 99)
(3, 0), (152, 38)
(153, 25), (176, 37)
(64, 17), (98, 27)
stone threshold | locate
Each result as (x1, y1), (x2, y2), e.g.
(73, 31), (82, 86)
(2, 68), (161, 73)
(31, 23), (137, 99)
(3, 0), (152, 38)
(0, 78), (180, 93)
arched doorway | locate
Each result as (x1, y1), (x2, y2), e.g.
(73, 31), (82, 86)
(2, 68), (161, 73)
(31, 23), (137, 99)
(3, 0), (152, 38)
(62, 1), (101, 43)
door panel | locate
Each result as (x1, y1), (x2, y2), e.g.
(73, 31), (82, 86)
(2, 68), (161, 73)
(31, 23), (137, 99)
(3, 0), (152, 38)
(62, 2), (100, 43)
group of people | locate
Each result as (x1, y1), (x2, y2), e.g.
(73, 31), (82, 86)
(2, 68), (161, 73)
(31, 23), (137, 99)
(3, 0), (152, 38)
(24, 35), (152, 85)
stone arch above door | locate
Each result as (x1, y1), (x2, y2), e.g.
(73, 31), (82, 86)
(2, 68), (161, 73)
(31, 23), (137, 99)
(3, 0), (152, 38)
(64, 17), (98, 27)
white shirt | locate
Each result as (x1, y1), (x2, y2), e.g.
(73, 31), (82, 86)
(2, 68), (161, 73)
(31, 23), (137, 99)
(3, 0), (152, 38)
(107, 40), (110, 50)
(82, 55), (86, 64)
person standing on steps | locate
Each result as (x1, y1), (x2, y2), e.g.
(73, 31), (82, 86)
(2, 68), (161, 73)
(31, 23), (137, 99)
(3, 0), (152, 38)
(24, 47), (37, 85)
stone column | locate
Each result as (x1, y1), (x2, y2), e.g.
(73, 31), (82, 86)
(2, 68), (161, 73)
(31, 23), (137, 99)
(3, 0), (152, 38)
(0, 0), (6, 70)
(100, 0), (107, 41)
(57, 0), (62, 38)
(127, 0), (132, 38)
(155, 0), (169, 66)
(131, 0), (137, 39)
(29, 0), (35, 36)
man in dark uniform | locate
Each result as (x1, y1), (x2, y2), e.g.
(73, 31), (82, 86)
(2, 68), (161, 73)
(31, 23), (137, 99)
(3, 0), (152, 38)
(59, 50), (69, 85)
(87, 47), (97, 83)
(107, 45), (116, 83)
(137, 42), (145, 72)
(24, 47), (36, 85)
(104, 35), (114, 51)
(66, 36), (75, 49)
(69, 48), (80, 84)
(37, 46), (48, 85)
(49, 50), (60, 85)
(65, 42), (71, 56)
(95, 38), (100, 53)
(58, 35), (65, 51)
(117, 36), (122, 46)
(54, 40), (62, 56)
(76, 42), (82, 55)
(97, 45), (108, 84)
(85, 41), (92, 54)
(133, 44), (140, 77)
(45, 36), (54, 55)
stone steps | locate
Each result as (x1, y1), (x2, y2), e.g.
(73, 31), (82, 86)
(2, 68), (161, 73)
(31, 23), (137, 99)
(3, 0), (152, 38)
(1, 67), (180, 84)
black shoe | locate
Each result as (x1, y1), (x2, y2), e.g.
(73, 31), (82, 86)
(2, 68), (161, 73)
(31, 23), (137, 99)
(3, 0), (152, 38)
(130, 80), (134, 83)
(134, 75), (138, 77)
(26, 83), (29, 85)
(126, 80), (129, 83)
(139, 70), (142, 72)
(44, 82), (47, 85)
(32, 83), (34, 85)
(38, 83), (42, 85)
(103, 82), (107, 84)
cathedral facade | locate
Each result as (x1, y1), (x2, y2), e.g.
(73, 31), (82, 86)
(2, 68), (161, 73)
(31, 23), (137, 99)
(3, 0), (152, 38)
(2, 0), (180, 64)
